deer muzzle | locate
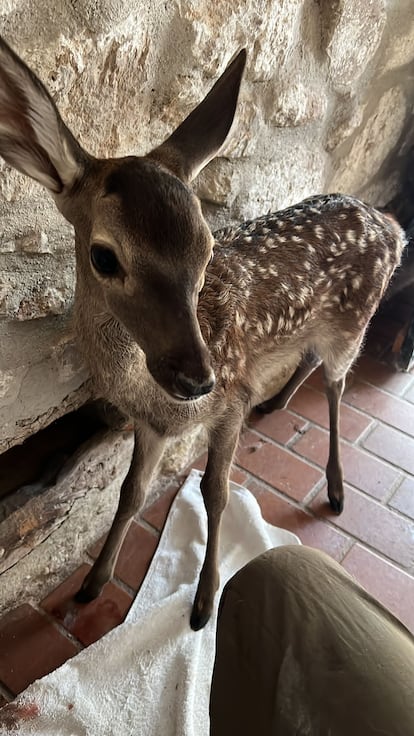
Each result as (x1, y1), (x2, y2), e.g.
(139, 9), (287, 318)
(173, 369), (216, 400)
(145, 338), (215, 402)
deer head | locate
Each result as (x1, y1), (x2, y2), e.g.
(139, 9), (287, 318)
(0, 39), (246, 401)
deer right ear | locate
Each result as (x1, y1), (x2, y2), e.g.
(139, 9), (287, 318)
(148, 49), (246, 183)
(0, 37), (87, 193)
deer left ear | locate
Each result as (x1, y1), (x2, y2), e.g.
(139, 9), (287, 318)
(0, 37), (88, 193)
(148, 49), (246, 183)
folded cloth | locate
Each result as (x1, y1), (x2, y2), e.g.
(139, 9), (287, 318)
(1, 469), (300, 736)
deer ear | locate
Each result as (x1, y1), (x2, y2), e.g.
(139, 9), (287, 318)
(148, 49), (246, 182)
(0, 37), (87, 193)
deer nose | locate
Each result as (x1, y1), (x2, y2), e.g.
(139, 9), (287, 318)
(175, 371), (215, 399)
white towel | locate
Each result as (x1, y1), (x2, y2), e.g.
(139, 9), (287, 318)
(2, 469), (300, 735)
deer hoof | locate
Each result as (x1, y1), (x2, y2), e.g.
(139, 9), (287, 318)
(328, 495), (344, 515)
(74, 587), (95, 604)
(74, 581), (102, 604)
(190, 607), (211, 631)
(190, 596), (212, 631)
(255, 401), (272, 414)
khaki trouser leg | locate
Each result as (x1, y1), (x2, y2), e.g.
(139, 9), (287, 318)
(210, 545), (414, 736)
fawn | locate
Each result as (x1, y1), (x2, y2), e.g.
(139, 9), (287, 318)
(0, 40), (405, 629)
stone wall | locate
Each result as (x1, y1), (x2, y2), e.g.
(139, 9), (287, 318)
(1, 0), (414, 454)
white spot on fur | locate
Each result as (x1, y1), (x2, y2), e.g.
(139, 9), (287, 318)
(235, 310), (245, 328)
(320, 293), (331, 303)
(264, 313), (273, 333)
(352, 275), (362, 290)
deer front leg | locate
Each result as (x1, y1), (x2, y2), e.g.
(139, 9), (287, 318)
(324, 374), (345, 514)
(256, 350), (321, 414)
(190, 412), (243, 631)
(76, 423), (166, 603)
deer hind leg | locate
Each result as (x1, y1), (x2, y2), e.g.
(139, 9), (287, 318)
(322, 335), (364, 514)
(256, 350), (321, 414)
(323, 370), (346, 514)
(76, 424), (166, 603)
(190, 410), (243, 631)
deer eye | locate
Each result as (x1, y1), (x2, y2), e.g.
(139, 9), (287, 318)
(90, 245), (119, 276)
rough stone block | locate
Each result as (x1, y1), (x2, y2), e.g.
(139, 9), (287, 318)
(330, 86), (407, 193)
(326, 0), (387, 89)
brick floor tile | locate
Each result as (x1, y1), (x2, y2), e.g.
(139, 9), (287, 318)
(362, 424), (414, 475)
(247, 481), (352, 561)
(352, 354), (414, 396)
(287, 385), (372, 441)
(389, 477), (414, 520)
(89, 521), (159, 591)
(142, 484), (180, 531)
(0, 604), (78, 695)
(190, 452), (207, 472)
(293, 427), (401, 501)
(344, 380), (414, 437)
(236, 432), (322, 501)
(41, 564), (133, 647)
(310, 486), (414, 569)
(248, 409), (307, 445)
(304, 365), (325, 391)
(342, 545), (414, 633)
(230, 466), (250, 486)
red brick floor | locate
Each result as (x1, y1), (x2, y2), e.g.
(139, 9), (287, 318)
(1, 350), (414, 703)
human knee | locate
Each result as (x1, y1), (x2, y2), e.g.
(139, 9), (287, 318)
(224, 545), (338, 600)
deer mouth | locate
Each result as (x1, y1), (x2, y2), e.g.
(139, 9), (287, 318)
(170, 391), (205, 403)
(146, 359), (215, 403)
(172, 372), (216, 402)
